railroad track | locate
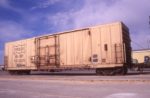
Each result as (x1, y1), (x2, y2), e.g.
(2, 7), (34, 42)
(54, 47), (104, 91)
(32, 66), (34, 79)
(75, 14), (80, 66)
(0, 75), (150, 84)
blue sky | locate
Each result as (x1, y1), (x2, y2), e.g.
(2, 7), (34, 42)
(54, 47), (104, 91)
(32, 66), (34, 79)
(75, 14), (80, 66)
(0, 0), (150, 64)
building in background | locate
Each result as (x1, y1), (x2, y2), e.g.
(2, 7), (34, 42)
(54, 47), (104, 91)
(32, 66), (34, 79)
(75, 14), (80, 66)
(132, 49), (150, 64)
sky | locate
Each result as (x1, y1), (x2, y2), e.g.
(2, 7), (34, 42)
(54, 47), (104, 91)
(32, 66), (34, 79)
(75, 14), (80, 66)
(0, 0), (150, 64)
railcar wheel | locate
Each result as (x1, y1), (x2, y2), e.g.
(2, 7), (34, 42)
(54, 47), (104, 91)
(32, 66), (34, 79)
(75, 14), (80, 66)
(121, 66), (128, 75)
(115, 66), (127, 75)
(18, 70), (31, 75)
(9, 70), (16, 75)
(9, 70), (31, 75)
(25, 70), (31, 75)
(96, 68), (115, 76)
(96, 69), (103, 75)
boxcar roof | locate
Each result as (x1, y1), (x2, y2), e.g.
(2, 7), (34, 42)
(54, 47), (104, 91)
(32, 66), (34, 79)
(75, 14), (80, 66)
(37, 21), (125, 38)
(6, 21), (127, 43)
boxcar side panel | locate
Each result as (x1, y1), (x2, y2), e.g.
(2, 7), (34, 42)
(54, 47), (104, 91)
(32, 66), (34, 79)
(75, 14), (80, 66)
(26, 38), (36, 69)
(8, 43), (13, 68)
(12, 41), (23, 69)
(5, 38), (37, 70)
(59, 34), (67, 66)
(90, 23), (124, 67)
(59, 29), (92, 67)
(82, 30), (92, 65)
(58, 23), (124, 68)
(90, 27), (101, 64)
(110, 24), (123, 64)
(66, 32), (74, 65)
(100, 26), (112, 64)
(74, 31), (83, 65)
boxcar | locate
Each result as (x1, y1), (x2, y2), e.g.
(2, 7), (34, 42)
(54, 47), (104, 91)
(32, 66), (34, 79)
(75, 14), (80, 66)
(4, 22), (131, 75)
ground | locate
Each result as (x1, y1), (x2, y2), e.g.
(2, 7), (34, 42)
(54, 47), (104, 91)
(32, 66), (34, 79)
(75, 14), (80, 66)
(0, 70), (150, 98)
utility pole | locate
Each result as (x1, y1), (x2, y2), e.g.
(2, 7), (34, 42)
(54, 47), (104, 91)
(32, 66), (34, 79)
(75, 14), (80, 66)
(148, 40), (150, 49)
(149, 16), (150, 26)
(149, 40), (150, 49)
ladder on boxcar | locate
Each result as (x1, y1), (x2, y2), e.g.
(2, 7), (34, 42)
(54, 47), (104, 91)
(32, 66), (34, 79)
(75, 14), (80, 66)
(114, 44), (124, 64)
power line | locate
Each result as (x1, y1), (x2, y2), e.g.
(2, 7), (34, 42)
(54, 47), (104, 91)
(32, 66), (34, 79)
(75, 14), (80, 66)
(132, 16), (150, 50)
(148, 40), (150, 49)
(131, 40), (146, 49)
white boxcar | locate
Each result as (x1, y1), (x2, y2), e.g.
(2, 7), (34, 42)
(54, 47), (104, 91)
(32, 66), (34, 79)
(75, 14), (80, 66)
(4, 22), (131, 75)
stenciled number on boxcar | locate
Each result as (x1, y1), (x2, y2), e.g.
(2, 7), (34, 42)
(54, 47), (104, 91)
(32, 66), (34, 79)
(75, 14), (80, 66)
(13, 44), (26, 67)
